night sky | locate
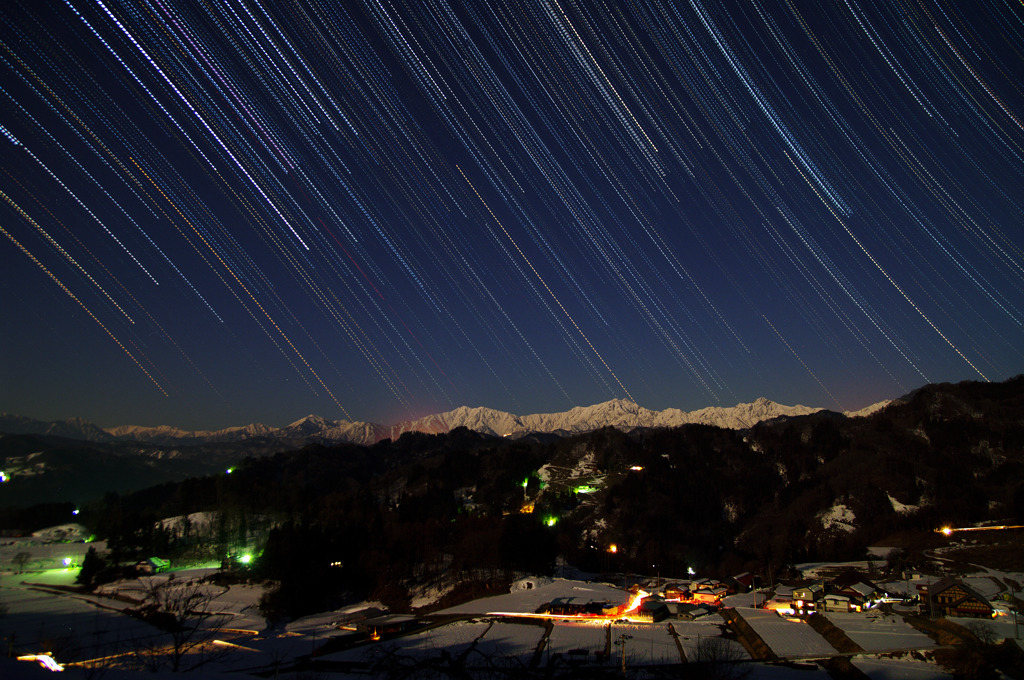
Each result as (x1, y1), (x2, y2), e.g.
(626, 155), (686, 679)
(2, 1), (1023, 430)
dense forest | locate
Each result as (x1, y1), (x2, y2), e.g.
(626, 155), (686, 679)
(6, 377), (1024, 620)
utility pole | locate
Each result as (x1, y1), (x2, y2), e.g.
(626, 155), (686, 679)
(1012, 587), (1020, 639)
(617, 633), (632, 675)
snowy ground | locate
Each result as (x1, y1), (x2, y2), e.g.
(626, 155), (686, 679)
(437, 577), (633, 615)
(736, 609), (837, 659)
(0, 538), (100, 573)
(2, 535), (1021, 679)
(671, 619), (749, 660)
(948, 615), (1024, 650)
(545, 620), (607, 658)
(852, 656), (954, 679)
(318, 619), (491, 665)
(611, 622), (683, 664)
(0, 575), (169, 661)
(472, 620), (545, 664)
(824, 612), (935, 651)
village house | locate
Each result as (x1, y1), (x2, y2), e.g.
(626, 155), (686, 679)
(639, 599), (669, 622)
(793, 583), (824, 604)
(918, 578), (994, 618)
(661, 583), (689, 601)
(830, 570), (885, 608)
(691, 586), (728, 606)
(789, 583), (824, 613)
(823, 594), (857, 613)
(727, 572), (755, 593)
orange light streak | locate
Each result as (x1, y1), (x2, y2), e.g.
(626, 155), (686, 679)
(937, 524), (1024, 536)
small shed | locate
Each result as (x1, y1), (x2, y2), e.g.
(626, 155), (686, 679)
(136, 557), (170, 574)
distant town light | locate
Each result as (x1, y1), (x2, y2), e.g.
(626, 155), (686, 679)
(608, 544), (618, 553)
(629, 465), (644, 471)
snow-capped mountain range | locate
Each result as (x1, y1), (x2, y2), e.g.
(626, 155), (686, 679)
(1, 397), (888, 447)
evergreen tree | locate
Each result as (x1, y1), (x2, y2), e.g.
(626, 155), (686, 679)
(76, 546), (106, 587)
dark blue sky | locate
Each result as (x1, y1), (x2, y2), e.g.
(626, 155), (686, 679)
(2, 1), (1022, 430)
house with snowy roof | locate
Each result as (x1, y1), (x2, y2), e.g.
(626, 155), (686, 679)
(728, 572), (755, 592)
(918, 578), (993, 618)
(661, 583), (689, 601)
(829, 570), (885, 606)
(793, 583), (824, 603)
(691, 586), (728, 606)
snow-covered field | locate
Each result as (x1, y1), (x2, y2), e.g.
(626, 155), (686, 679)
(824, 612), (935, 651)
(3, 529), (1021, 679)
(0, 578), (168, 660)
(670, 619), (749, 660)
(852, 656), (954, 679)
(611, 622), (683, 664)
(472, 620), (545, 663)
(437, 577), (632, 615)
(736, 609), (836, 659)
(319, 619), (491, 664)
(948, 615), (1024, 650)
(1, 537), (99, 572)
(545, 620), (607, 657)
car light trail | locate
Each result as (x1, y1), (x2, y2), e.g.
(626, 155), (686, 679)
(937, 524), (1024, 536)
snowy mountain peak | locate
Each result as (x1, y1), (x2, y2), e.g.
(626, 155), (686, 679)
(286, 414), (332, 428)
(4, 395), (874, 448)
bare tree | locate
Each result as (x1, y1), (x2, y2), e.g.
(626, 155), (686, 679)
(692, 636), (751, 680)
(12, 551), (31, 573)
(133, 578), (230, 672)
(964, 620), (998, 647)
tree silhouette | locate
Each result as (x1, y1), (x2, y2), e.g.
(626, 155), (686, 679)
(12, 551), (31, 573)
(135, 578), (229, 672)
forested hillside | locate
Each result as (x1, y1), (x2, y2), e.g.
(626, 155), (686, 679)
(15, 377), (1024, 619)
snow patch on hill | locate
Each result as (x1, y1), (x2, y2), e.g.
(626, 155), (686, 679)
(887, 494), (919, 514)
(817, 503), (857, 533)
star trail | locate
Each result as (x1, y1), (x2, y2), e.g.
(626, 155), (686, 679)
(1, 1), (1022, 430)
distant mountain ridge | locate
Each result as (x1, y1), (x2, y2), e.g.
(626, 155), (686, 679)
(0, 397), (889, 447)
